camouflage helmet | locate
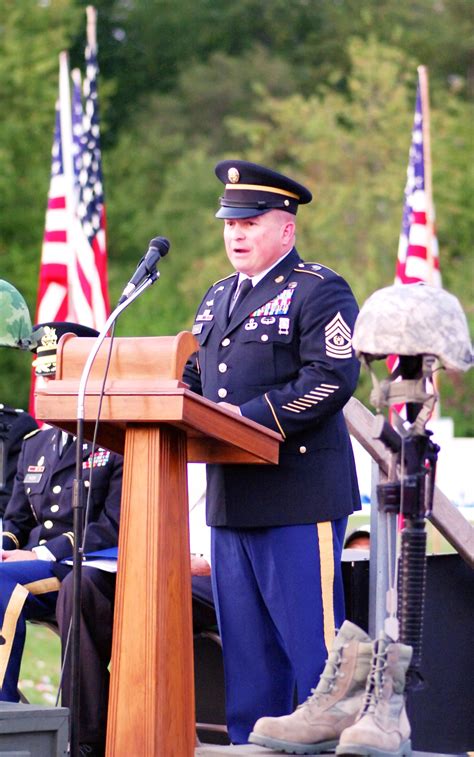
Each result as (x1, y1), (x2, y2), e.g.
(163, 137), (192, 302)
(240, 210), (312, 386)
(0, 279), (33, 350)
(353, 283), (472, 372)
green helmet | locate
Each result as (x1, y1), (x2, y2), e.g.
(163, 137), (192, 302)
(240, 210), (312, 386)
(0, 279), (33, 350)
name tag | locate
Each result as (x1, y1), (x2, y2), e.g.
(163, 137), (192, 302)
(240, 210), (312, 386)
(24, 472), (43, 484)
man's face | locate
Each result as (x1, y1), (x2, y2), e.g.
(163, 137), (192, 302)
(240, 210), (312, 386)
(223, 211), (295, 276)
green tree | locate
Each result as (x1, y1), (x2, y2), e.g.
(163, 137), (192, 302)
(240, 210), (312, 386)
(72, 0), (474, 138)
(0, 0), (80, 408)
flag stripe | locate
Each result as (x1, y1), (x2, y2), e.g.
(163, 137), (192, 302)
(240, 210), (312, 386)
(395, 79), (441, 289)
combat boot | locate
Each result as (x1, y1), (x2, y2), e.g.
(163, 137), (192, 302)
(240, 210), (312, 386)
(336, 633), (413, 757)
(248, 621), (372, 755)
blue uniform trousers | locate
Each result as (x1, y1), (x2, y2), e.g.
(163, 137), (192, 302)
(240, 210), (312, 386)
(211, 518), (347, 744)
(0, 561), (60, 701)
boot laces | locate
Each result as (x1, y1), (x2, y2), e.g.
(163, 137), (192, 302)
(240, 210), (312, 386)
(301, 643), (347, 707)
(359, 638), (388, 715)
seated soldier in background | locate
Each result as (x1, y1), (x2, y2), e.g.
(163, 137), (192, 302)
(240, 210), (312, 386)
(0, 404), (37, 516)
(0, 322), (123, 757)
(0, 278), (39, 516)
(56, 462), (213, 757)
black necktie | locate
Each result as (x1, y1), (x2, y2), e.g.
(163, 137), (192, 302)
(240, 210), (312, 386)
(229, 277), (253, 316)
(59, 433), (73, 457)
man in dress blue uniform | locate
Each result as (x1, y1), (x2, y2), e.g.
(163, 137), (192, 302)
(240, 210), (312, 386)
(183, 159), (361, 744)
(0, 322), (123, 756)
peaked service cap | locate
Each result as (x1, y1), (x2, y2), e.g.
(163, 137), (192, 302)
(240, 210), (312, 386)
(215, 159), (312, 219)
(31, 321), (99, 376)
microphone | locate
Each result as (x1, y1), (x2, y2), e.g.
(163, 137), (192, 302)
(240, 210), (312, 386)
(118, 236), (170, 304)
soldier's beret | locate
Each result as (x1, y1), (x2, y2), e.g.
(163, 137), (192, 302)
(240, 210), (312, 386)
(215, 159), (312, 219)
(31, 321), (99, 376)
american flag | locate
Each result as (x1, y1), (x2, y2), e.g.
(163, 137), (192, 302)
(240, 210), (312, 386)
(395, 76), (441, 287)
(35, 49), (109, 329)
(31, 29), (109, 413)
(389, 68), (441, 417)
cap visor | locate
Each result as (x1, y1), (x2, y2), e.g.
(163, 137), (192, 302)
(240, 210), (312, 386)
(215, 206), (272, 219)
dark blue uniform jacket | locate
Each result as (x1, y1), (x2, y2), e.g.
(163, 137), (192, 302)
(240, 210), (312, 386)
(2, 427), (123, 562)
(183, 247), (361, 528)
(0, 405), (38, 516)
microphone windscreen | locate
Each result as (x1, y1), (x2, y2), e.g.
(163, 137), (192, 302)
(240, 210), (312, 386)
(149, 236), (170, 257)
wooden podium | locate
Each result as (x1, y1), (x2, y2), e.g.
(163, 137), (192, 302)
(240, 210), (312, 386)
(35, 332), (281, 757)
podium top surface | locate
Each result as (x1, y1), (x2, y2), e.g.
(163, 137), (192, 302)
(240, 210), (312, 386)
(35, 383), (282, 465)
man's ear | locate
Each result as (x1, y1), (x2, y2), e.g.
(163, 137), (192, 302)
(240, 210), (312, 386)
(281, 221), (296, 245)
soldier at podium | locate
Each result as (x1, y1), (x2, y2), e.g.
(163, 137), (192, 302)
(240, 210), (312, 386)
(0, 322), (123, 752)
(183, 160), (361, 743)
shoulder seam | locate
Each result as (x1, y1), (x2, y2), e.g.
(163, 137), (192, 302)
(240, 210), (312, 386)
(295, 263), (341, 276)
(23, 428), (42, 440)
(294, 269), (325, 280)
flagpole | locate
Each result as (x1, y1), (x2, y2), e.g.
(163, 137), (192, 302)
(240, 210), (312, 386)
(86, 5), (97, 51)
(418, 66), (441, 419)
(59, 52), (75, 240)
(417, 66), (435, 286)
(59, 51), (78, 327)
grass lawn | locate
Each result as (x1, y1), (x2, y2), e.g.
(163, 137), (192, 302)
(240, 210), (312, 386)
(19, 622), (61, 706)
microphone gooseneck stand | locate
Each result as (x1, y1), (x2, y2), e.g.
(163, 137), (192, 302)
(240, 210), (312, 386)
(69, 271), (159, 757)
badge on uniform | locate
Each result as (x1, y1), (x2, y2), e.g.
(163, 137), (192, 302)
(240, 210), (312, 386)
(83, 448), (111, 469)
(278, 317), (290, 335)
(196, 308), (214, 322)
(325, 312), (352, 359)
(24, 472), (43, 483)
(28, 464), (45, 474)
(251, 288), (294, 317)
(244, 318), (258, 331)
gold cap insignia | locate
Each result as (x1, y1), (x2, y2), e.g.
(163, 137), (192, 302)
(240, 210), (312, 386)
(32, 325), (58, 375)
(39, 326), (58, 352)
(227, 167), (240, 184)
